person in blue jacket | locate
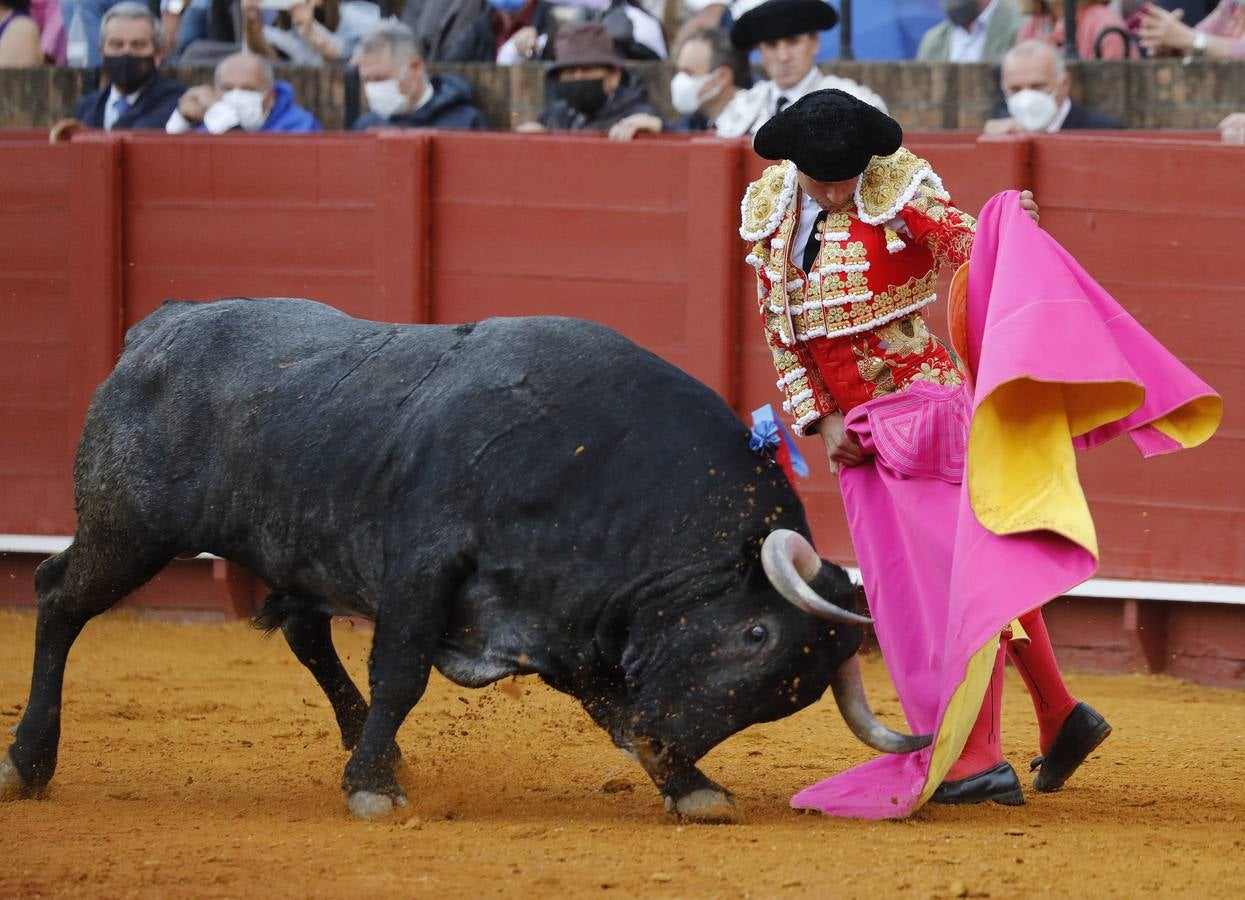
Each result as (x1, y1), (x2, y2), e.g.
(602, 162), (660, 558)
(351, 21), (488, 130)
(165, 51), (322, 134)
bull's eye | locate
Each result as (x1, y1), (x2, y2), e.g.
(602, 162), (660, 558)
(746, 624), (768, 644)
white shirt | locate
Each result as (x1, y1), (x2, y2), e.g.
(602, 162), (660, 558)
(768, 65), (822, 117)
(792, 187), (912, 273)
(410, 81), (435, 114)
(1047, 96), (1072, 133)
(947, 0), (998, 63)
(104, 85), (144, 131)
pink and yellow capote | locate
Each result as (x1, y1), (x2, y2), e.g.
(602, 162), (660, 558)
(790, 191), (1221, 818)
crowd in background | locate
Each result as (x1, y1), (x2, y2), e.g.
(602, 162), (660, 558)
(2, 0), (1244, 139)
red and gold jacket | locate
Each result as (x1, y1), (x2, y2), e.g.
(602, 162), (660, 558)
(741, 148), (975, 434)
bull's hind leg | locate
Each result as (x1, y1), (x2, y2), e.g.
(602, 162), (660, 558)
(341, 591), (446, 820)
(1, 538), (172, 800)
(254, 594), (371, 751)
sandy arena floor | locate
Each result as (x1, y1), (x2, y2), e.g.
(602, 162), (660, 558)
(1, 609), (1243, 899)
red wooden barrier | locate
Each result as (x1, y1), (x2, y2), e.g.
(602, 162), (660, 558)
(0, 131), (1240, 644)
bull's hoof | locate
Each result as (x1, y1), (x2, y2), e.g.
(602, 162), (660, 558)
(666, 789), (740, 824)
(348, 789), (407, 821)
(0, 751), (37, 801)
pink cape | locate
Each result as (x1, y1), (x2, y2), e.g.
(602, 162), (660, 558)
(791, 191), (1221, 819)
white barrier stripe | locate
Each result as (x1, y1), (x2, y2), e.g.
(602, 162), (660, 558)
(838, 565), (1245, 606)
(0, 535), (218, 560)
(1, 536), (1240, 605)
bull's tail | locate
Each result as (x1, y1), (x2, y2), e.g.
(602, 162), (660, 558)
(251, 592), (303, 634)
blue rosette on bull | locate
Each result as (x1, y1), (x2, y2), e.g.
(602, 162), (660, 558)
(749, 404), (809, 484)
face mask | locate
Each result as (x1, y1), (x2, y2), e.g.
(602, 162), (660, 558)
(557, 77), (608, 117)
(670, 71), (722, 116)
(941, 0), (980, 29)
(102, 53), (155, 94)
(1006, 88), (1059, 132)
(364, 79), (409, 119)
(220, 88), (268, 132)
(487, 0), (527, 13)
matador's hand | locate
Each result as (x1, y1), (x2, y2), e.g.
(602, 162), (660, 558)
(819, 412), (870, 475)
(1019, 189), (1040, 225)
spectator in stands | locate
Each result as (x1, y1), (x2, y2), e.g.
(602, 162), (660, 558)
(608, 26), (745, 139)
(0, 0), (42, 65)
(1138, 0), (1245, 58)
(401, 0), (488, 61)
(516, 21), (658, 132)
(165, 50), (321, 132)
(74, 3), (184, 129)
(1218, 111), (1245, 142)
(441, 0), (555, 62)
(714, 0), (887, 139)
(350, 21), (488, 130)
(982, 39), (1124, 135)
(917, 0), (1022, 62)
(1015, 0), (1136, 59)
(240, 0), (377, 65)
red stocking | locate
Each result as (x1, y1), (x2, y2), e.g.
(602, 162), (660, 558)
(1007, 610), (1078, 756)
(945, 641), (1006, 781)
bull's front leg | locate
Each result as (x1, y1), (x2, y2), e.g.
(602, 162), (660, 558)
(340, 592), (445, 820)
(632, 740), (740, 824)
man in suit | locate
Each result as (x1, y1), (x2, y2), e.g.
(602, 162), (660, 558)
(73, 1), (185, 131)
(983, 39), (1124, 135)
(916, 0), (1022, 63)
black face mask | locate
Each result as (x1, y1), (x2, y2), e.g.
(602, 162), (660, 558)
(557, 78), (609, 117)
(102, 53), (156, 95)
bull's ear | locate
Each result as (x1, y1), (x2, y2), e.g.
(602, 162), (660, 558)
(742, 555), (770, 589)
(809, 558), (858, 606)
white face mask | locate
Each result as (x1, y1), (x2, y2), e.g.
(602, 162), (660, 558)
(217, 88), (268, 132)
(364, 79), (410, 119)
(669, 71), (722, 117)
(1006, 89), (1059, 132)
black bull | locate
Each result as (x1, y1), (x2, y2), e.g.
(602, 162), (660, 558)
(1, 298), (927, 822)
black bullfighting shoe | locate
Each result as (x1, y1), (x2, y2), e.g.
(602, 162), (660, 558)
(930, 762), (1025, 806)
(1030, 702), (1112, 793)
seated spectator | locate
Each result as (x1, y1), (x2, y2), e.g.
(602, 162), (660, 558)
(73, 2), (184, 129)
(715, 0), (887, 139)
(608, 26), (745, 139)
(351, 21), (487, 130)
(1219, 111), (1245, 142)
(983, 39), (1124, 134)
(0, 0), (44, 65)
(441, 0), (555, 62)
(516, 21), (658, 132)
(1138, 0), (1245, 58)
(916, 0), (1022, 62)
(166, 50), (321, 132)
(1015, 0), (1136, 58)
(241, 0), (377, 65)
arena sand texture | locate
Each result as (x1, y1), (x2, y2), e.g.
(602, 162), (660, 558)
(1, 609), (1243, 899)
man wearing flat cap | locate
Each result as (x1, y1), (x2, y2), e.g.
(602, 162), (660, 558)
(714, 0), (886, 138)
(741, 90), (1109, 810)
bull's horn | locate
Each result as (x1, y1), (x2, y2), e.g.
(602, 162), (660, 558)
(760, 529), (871, 625)
(830, 655), (932, 754)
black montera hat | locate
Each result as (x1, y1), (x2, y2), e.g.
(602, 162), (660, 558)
(729, 0), (838, 51)
(753, 88), (903, 182)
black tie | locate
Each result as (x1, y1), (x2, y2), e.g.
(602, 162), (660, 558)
(802, 210), (828, 273)
(775, 95), (789, 114)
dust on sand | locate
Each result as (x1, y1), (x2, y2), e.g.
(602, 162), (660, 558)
(1, 609), (1243, 898)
